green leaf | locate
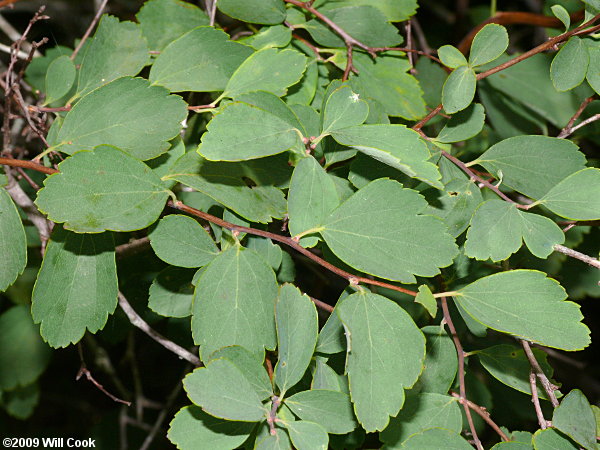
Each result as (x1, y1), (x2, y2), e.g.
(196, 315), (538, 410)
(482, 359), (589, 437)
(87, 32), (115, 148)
(167, 405), (255, 450)
(284, 421), (328, 450)
(469, 24), (509, 67)
(44, 55), (76, 104)
(237, 90), (305, 131)
(321, 179), (458, 283)
(438, 45), (468, 69)
(425, 178), (484, 238)
(285, 389), (357, 434)
(442, 66), (477, 114)
(76, 15), (148, 98)
(415, 285), (437, 318)
(551, 37), (590, 92)
(553, 389), (597, 450)
(183, 359), (266, 421)
(148, 267), (195, 318)
(0, 188), (27, 292)
(414, 326), (458, 394)
(474, 135), (587, 200)
(52, 77), (187, 160)
(193, 245), (278, 361)
(586, 46), (600, 95)
(316, 302), (345, 354)
(435, 103), (485, 143)
(454, 270), (590, 351)
(136, 0), (209, 52)
(337, 291), (425, 431)
(331, 125), (443, 189)
(149, 214), (219, 268)
(149, 27), (254, 92)
(35, 145), (169, 233)
(477, 344), (557, 399)
(255, 428), (292, 449)
(209, 345), (273, 400)
(380, 393), (462, 448)
(0, 306), (51, 390)
(275, 284), (318, 392)
(551, 4), (571, 31)
(312, 358), (345, 392)
(350, 52), (426, 120)
(31, 226), (117, 348)
(539, 168), (600, 220)
(301, 6), (402, 48)
(198, 102), (303, 161)
(217, 0), (286, 24)
(398, 428), (473, 449)
(320, 0), (417, 22)
(244, 25), (292, 50)
(288, 156), (339, 246)
(464, 200), (564, 261)
(532, 428), (578, 450)
(321, 85), (369, 135)
(2, 383), (40, 420)
(223, 48), (307, 98)
(164, 151), (288, 223)
(245, 235), (283, 269)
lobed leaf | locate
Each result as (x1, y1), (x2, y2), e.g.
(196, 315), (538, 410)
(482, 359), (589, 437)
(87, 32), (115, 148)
(337, 291), (425, 431)
(136, 0), (208, 52)
(321, 179), (458, 283)
(193, 245), (278, 361)
(149, 27), (253, 92)
(539, 168), (600, 220)
(36, 145), (170, 233)
(52, 77), (188, 160)
(31, 226), (117, 348)
(198, 102), (304, 161)
(474, 135), (586, 200)
(76, 15), (148, 98)
(454, 270), (591, 351)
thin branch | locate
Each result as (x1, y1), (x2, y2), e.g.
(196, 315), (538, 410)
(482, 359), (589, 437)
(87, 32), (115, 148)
(138, 371), (186, 450)
(449, 391), (509, 442)
(476, 15), (600, 81)
(558, 113), (600, 138)
(310, 296), (334, 313)
(115, 237), (151, 259)
(117, 292), (201, 367)
(529, 371), (549, 429)
(412, 14), (600, 130)
(439, 149), (529, 207)
(521, 340), (559, 407)
(170, 200), (418, 297)
(71, 0), (109, 61)
(207, 0), (218, 27)
(0, 156), (57, 174)
(369, 46), (444, 66)
(553, 244), (600, 270)
(77, 344), (132, 406)
(557, 95), (596, 138)
(440, 296), (483, 450)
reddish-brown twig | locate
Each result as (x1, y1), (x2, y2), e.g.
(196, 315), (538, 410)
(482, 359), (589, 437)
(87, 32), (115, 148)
(449, 391), (509, 442)
(521, 340), (560, 407)
(558, 95), (596, 138)
(441, 296), (483, 450)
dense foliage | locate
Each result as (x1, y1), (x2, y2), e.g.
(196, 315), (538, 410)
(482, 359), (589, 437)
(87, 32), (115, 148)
(0, 0), (599, 448)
